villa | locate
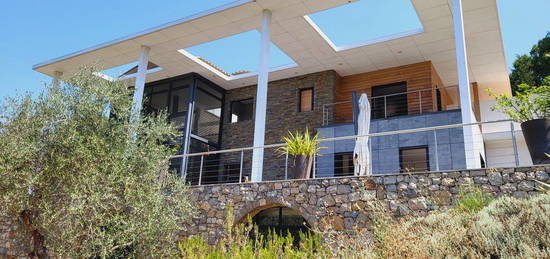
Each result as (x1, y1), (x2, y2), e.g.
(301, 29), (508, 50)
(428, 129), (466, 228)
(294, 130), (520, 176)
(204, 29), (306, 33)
(30, 0), (543, 241)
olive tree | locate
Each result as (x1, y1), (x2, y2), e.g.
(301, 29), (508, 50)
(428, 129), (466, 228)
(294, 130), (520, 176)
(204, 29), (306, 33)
(0, 68), (194, 258)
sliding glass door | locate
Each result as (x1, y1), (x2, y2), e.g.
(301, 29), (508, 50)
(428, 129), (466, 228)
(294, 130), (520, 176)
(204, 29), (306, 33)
(142, 74), (225, 183)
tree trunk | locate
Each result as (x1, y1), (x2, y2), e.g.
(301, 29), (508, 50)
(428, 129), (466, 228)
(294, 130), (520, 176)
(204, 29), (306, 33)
(19, 210), (49, 259)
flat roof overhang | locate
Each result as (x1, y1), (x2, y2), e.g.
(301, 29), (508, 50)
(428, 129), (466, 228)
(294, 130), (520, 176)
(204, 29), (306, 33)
(33, 0), (511, 100)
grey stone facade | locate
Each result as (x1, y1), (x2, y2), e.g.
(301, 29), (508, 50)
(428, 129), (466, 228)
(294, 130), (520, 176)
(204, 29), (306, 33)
(220, 70), (338, 180)
(181, 166), (550, 244)
(317, 110), (466, 176)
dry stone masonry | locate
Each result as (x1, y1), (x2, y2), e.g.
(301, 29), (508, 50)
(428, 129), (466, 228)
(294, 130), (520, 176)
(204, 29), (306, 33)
(182, 166), (550, 243)
(2, 166), (550, 257)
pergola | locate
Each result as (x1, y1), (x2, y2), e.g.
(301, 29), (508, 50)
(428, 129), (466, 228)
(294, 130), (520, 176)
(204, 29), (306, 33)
(33, 0), (510, 181)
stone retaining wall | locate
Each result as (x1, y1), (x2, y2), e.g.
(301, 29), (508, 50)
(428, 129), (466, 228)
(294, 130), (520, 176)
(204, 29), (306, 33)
(2, 166), (550, 257)
(182, 166), (550, 243)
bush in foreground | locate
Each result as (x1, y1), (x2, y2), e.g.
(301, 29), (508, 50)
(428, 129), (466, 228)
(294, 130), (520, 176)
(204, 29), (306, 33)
(179, 191), (550, 258)
(0, 68), (193, 258)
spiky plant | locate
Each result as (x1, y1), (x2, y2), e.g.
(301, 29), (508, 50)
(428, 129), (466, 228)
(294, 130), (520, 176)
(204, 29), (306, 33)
(277, 128), (322, 156)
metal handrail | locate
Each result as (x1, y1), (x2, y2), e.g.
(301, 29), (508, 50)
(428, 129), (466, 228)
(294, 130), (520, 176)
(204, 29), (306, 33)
(370, 85), (456, 100)
(322, 85), (458, 108)
(323, 100), (353, 107)
(321, 85), (459, 125)
(172, 119), (511, 158)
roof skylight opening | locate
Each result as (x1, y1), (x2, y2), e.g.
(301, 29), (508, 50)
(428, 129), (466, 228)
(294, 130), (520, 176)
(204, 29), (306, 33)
(100, 62), (139, 80)
(98, 61), (162, 81)
(305, 0), (423, 51)
(181, 30), (296, 79)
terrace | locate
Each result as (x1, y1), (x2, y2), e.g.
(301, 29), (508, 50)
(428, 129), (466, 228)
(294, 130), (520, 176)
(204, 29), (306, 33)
(177, 119), (520, 186)
(32, 0), (522, 186)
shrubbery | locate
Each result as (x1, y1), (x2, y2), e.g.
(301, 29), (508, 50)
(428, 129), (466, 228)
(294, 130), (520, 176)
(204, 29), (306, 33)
(373, 192), (550, 258)
(0, 68), (193, 258)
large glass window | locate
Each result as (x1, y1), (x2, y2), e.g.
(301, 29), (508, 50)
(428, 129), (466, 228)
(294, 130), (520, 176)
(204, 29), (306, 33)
(399, 146), (429, 172)
(192, 80), (223, 144)
(142, 74), (225, 183)
(371, 82), (408, 119)
(169, 85), (191, 129)
(148, 92), (168, 113)
(334, 152), (354, 177)
(143, 83), (170, 115)
(170, 88), (189, 114)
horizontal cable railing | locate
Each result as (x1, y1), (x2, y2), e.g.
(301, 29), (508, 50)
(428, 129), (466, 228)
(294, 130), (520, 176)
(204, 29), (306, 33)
(173, 119), (527, 186)
(322, 86), (460, 126)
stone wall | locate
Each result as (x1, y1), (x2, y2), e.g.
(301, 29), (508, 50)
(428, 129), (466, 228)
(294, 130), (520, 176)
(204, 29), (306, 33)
(182, 166), (550, 244)
(220, 70), (338, 180)
(2, 166), (550, 256)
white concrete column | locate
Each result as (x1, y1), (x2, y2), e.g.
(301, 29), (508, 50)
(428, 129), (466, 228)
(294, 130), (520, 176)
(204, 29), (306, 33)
(52, 71), (63, 89)
(251, 9), (272, 182)
(452, 0), (481, 169)
(131, 45), (151, 122)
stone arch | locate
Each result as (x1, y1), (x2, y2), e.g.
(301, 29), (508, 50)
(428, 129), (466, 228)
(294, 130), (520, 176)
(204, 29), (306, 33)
(234, 197), (316, 228)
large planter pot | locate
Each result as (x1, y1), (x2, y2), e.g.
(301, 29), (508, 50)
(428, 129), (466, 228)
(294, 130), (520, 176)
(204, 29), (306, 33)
(521, 118), (550, 165)
(290, 155), (313, 179)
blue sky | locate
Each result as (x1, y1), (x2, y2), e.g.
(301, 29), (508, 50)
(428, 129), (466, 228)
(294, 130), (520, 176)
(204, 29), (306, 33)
(1, 0), (549, 99)
(308, 0), (423, 47)
(184, 30), (295, 75)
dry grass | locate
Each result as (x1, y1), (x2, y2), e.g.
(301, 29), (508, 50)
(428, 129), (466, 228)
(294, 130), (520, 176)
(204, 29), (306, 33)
(371, 192), (550, 258)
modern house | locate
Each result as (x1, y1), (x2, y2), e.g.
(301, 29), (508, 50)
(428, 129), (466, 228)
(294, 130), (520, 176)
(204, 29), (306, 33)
(32, 0), (532, 186)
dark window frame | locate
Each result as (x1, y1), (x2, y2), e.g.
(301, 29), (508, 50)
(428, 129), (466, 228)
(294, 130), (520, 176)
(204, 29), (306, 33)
(142, 73), (226, 148)
(334, 152), (354, 177)
(399, 145), (430, 173)
(371, 81), (408, 119)
(230, 98), (254, 123)
(298, 87), (314, 112)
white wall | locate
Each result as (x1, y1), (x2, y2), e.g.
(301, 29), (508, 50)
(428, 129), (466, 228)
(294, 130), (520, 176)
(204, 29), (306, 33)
(479, 100), (521, 133)
(479, 99), (533, 167)
(485, 137), (532, 168)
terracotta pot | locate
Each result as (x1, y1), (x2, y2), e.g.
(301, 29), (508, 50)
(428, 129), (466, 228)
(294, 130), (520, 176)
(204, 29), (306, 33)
(521, 118), (550, 165)
(290, 155), (313, 179)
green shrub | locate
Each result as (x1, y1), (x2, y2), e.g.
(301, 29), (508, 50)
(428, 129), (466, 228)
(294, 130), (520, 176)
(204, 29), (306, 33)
(178, 229), (327, 259)
(488, 76), (550, 122)
(0, 67), (193, 258)
(453, 185), (494, 214)
(472, 194), (550, 258)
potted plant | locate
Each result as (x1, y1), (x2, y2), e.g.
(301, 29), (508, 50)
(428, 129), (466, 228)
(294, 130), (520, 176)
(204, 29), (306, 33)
(277, 128), (322, 179)
(488, 77), (550, 164)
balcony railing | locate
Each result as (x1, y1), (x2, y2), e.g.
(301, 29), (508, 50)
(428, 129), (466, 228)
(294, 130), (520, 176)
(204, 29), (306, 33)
(173, 120), (522, 186)
(322, 86), (460, 126)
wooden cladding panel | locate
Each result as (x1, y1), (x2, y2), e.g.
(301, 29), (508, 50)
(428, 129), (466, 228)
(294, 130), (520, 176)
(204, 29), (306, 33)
(335, 61), (437, 122)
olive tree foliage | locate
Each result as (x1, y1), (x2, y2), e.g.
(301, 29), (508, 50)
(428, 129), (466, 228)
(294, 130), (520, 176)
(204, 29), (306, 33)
(0, 68), (194, 258)
(488, 76), (550, 123)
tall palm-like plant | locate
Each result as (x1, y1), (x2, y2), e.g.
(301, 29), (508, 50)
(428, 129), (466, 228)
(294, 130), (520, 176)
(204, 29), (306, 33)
(277, 128), (322, 156)
(277, 128), (322, 179)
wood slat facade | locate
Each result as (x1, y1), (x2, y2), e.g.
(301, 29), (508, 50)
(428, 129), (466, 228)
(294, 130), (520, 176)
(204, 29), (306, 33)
(333, 61), (477, 123)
